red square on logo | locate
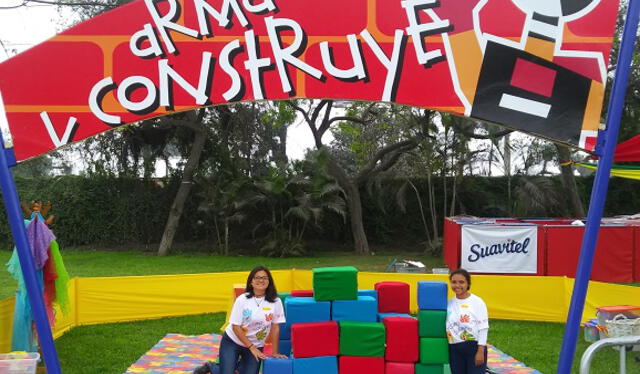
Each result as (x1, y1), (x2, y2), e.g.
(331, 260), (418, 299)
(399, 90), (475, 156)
(510, 58), (557, 98)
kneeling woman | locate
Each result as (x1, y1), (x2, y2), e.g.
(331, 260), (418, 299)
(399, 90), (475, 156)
(199, 266), (287, 374)
(446, 269), (489, 374)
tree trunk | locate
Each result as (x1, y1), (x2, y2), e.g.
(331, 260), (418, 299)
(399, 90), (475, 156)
(326, 156), (370, 254)
(224, 220), (230, 255)
(157, 127), (207, 256)
(345, 182), (369, 254)
(555, 144), (585, 217)
(504, 134), (512, 215)
(427, 170), (439, 242)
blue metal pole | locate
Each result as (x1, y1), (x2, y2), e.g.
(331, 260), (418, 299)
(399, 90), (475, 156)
(556, 1), (640, 373)
(0, 135), (62, 372)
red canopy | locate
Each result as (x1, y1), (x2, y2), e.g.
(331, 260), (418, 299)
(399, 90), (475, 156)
(614, 134), (640, 161)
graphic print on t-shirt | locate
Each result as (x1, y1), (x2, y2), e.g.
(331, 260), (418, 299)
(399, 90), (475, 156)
(242, 309), (252, 324)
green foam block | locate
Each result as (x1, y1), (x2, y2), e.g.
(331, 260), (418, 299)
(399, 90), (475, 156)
(419, 337), (449, 364)
(312, 266), (358, 301)
(415, 363), (444, 374)
(418, 310), (447, 337)
(339, 321), (385, 357)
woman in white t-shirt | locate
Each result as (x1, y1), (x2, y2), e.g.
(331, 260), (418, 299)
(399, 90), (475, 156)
(194, 266), (287, 374)
(446, 269), (489, 374)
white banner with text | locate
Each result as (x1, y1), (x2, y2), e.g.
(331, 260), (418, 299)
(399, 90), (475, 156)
(461, 225), (537, 274)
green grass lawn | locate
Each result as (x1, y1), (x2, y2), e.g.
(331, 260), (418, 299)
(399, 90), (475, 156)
(2, 249), (638, 373)
(0, 249), (440, 299)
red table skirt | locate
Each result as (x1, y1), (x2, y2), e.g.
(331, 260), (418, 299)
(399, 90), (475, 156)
(443, 219), (638, 282)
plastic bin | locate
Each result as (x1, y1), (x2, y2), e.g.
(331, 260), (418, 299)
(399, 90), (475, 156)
(596, 305), (640, 327)
(582, 319), (600, 343)
(0, 352), (40, 374)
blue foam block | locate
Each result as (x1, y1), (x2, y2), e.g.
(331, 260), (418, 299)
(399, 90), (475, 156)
(332, 296), (377, 322)
(278, 339), (292, 356)
(280, 322), (291, 340)
(417, 281), (448, 310)
(264, 357), (293, 374)
(377, 312), (413, 321)
(358, 289), (378, 301)
(293, 356), (338, 374)
(285, 297), (331, 325)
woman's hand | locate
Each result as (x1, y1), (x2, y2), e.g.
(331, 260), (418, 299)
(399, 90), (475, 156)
(475, 346), (486, 366)
(249, 346), (267, 361)
(271, 353), (288, 359)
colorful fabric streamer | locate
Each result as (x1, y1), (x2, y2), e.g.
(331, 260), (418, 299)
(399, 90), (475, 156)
(5, 217), (69, 352)
(577, 162), (640, 181)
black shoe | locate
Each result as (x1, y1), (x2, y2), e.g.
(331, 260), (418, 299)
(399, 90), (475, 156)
(193, 363), (210, 374)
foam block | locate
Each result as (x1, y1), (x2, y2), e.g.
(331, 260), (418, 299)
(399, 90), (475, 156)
(291, 289), (314, 297)
(419, 338), (449, 364)
(384, 316), (419, 362)
(417, 282), (448, 310)
(263, 357), (293, 374)
(414, 363), (444, 374)
(233, 284), (245, 298)
(378, 313), (413, 321)
(374, 281), (410, 314)
(338, 356), (384, 374)
(280, 322), (291, 340)
(285, 297), (331, 325)
(332, 296), (377, 322)
(386, 362), (415, 374)
(279, 292), (291, 304)
(291, 321), (339, 358)
(339, 321), (385, 357)
(357, 289), (377, 301)
(418, 310), (447, 338)
(313, 266), (358, 301)
(278, 339), (292, 356)
(293, 356), (338, 374)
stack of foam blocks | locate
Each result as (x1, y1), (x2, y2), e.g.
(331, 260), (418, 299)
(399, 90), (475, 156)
(262, 268), (449, 374)
(416, 281), (450, 374)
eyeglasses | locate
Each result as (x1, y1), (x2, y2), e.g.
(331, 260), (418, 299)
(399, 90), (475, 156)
(253, 276), (269, 281)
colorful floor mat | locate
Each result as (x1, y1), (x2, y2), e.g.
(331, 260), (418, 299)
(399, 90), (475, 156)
(125, 334), (543, 374)
(488, 344), (544, 374)
(125, 333), (221, 374)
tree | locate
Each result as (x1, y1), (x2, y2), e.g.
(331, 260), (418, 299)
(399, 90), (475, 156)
(555, 144), (585, 217)
(236, 155), (346, 257)
(157, 109), (207, 256)
(288, 100), (424, 254)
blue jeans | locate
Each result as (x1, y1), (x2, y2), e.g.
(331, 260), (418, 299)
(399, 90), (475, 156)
(216, 333), (263, 374)
(449, 341), (487, 374)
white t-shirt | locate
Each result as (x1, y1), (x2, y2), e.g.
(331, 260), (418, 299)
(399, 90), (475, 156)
(225, 293), (286, 348)
(446, 293), (489, 345)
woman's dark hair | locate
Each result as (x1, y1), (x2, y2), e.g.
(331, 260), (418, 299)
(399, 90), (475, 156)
(245, 265), (278, 302)
(449, 268), (472, 290)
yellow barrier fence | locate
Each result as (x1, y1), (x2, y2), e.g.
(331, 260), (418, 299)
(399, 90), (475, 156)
(1, 270), (638, 353)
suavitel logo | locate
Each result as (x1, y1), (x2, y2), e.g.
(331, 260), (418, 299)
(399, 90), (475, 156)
(467, 238), (531, 262)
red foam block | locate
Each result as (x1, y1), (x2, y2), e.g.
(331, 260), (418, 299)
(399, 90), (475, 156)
(374, 281), (410, 314)
(384, 316), (419, 362)
(339, 356), (384, 374)
(385, 362), (415, 374)
(291, 289), (314, 297)
(291, 321), (339, 358)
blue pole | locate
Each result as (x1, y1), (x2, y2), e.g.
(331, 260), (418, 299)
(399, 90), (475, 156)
(556, 1), (640, 373)
(0, 135), (62, 372)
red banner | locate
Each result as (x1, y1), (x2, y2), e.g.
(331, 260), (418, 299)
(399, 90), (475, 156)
(0, 0), (620, 162)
